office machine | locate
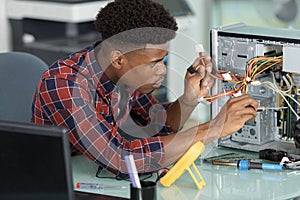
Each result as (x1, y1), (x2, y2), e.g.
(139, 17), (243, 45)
(210, 23), (300, 154)
(7, 0), (112, 65)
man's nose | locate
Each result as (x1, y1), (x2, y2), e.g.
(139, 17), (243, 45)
(155, 62), (167, 75)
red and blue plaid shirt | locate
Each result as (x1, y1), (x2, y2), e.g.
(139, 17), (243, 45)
(32, 41), (176, 176)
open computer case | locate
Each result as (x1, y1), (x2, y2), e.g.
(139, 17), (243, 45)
(210, 23), (300, 154)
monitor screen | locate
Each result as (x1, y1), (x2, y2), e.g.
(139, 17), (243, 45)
(0, 121), (73, 200)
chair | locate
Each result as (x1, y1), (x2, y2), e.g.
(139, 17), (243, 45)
(0, 51), (48, 123)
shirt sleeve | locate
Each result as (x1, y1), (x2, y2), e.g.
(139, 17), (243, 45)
(130, 92), (177, 137)
(37, 74), (164, 175)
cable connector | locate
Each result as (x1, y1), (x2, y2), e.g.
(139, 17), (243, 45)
(221, 73), (232, 81)
(250, 81), (261, 86)
(198, 97), (211, 105)
(195, 44), (204, 53)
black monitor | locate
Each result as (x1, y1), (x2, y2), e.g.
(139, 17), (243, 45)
(0, 121), (73, 200)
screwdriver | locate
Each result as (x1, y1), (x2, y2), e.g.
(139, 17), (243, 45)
(212, 160), (283, 171)
(238, 160), (283, 171)
(256, 106), (287, 112)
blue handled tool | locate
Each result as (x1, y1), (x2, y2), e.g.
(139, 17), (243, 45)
(238, 160), (283, 171)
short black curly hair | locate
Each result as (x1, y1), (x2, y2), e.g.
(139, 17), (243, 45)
(94, 0), (178, 45)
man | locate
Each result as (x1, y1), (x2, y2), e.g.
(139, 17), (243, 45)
(32, 0), (258, 177)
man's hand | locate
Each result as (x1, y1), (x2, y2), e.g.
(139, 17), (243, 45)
(163, 95), (258, 166)
(212, 95), (258, 138)
(182, 56), (215, 106)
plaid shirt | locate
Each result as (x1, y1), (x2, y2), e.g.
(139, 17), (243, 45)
(32, 41), (176, 176)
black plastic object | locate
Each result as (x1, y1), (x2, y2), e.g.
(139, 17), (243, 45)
(187, 65), (197, 74)
(130, 181), (157, 200)
(293, 120), (300, 148)
(259, 149), (287, 162)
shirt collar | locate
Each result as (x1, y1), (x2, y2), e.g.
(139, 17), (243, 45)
(99, 72), (117, 96)
(88, 41), (117, 97)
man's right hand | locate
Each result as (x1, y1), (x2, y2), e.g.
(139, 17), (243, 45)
(162, 95), (258, 167)
(208, 95), (258, 140)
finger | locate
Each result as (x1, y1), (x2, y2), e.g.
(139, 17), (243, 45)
(198, 65), (206, 78)
(228, 96), (259, 112)
(188, 56), (212, 75)
(199, 80), (213, 97)
(187, 64), (206, 79)
(229, 95), (256, 105)
(206, 63), (213, 73)
(192, 57), (202, 68)
(201, 79), (215, 91)
(187, 72), (205, 85)
(202, 70), (215, 83)
(201, 57), (214, 81)
(240, 113), (257, 122)
(203, 56), (212, 67)
(242, 97), (259, 110)
(201, 56), (212, 69)
(201, 72), (215, 89)
(199, 84), (212, 96)
(226, 107), (257, 127)
(238, 106), (257, 116)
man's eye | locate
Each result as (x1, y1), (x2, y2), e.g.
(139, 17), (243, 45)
(149, 62), (157, 68)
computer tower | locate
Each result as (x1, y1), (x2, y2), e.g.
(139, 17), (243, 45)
(210, 23), (300, 153)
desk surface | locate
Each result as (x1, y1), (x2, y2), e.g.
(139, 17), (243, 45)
(72, 147), (300, 200)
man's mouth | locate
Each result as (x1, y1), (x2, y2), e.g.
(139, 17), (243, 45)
(152, 77), (164, 88)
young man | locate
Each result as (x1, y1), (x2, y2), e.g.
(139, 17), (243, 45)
(32, 0), (258, 177)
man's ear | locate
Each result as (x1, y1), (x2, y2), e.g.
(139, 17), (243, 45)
(110, 50), (126, 70)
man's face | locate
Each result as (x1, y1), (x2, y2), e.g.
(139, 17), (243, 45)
(120, 43), (168, 94)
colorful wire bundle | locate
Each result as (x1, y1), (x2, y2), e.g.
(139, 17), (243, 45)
(202, 56), (283, 103)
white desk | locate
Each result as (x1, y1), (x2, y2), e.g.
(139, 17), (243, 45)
(72, 147), (300, 200)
